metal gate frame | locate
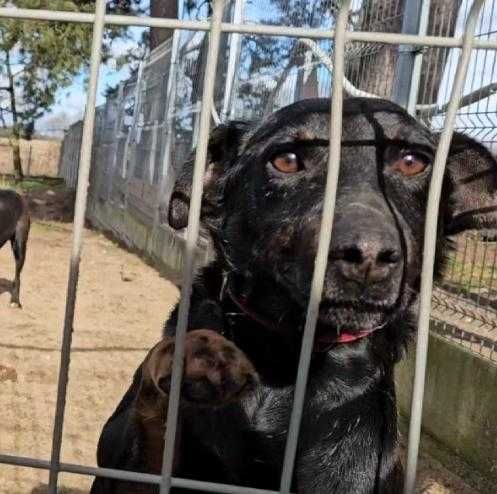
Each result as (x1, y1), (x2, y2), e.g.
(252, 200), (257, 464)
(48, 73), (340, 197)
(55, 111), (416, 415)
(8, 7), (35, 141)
(0, 1), (489, 493)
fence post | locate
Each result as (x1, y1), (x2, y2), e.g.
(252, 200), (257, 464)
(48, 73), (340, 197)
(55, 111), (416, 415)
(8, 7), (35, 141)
(392, 0), (426, 108)
(108, 83), (125, 201)
(148, 120), (159, 183)
(26, 142), (32, 177)
(149, 30), (182, 253)
(407, 0), (432, 114)
(122, 62), (144, 209)
(221, 0), (245, 121)
(47, 1), (106, 492)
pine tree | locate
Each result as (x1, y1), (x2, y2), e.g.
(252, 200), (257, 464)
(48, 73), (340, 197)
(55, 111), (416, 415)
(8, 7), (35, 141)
(0, 0), (141, 180)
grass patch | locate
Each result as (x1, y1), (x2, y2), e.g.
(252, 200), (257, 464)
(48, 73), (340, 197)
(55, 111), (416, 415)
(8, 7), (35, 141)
(0, 174), (64, 193)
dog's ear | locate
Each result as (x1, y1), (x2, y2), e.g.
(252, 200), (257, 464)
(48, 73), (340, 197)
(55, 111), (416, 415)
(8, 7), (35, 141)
(443, 133), (497, 235)
(168, 121), (251, 230)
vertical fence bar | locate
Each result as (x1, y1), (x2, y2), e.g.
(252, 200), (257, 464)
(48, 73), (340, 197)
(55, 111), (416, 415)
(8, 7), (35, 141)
(108, 83), (125, 200)
(47, 1), (106, 492)
(407, 0), (432, 115)
(221, 0), (244, 121)
(158, 1), (226, 493)
(152, 28), (182, 228)
(393, 0), (425, 108)
(278, 1), (351, 492)
(122, 63), (144, 180)
(148, 120), (159, 183)
(403, 1), (485, 493)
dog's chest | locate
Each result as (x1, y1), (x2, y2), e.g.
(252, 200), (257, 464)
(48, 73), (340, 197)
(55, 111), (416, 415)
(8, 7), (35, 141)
(241, 380), (342, 464)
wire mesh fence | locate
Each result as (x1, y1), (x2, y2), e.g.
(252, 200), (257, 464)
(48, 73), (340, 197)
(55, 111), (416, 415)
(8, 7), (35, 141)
(58, 0), (497, 363)
(2, 0), (497, 492)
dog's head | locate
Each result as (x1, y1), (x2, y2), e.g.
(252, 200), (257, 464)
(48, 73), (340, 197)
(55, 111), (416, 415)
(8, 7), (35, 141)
(169, 98), (497, 351)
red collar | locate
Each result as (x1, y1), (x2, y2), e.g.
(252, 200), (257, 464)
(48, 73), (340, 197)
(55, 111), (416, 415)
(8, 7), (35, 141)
(226, 286), (279, 332)
(225, 285), (375, 351)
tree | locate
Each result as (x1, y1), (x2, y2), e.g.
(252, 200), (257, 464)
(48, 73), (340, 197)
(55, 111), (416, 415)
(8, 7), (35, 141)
(0, 0), (142, 180)
(346, 0), (462, 103)
(240, 0), (335, 116)
(150, 0), (178, 50)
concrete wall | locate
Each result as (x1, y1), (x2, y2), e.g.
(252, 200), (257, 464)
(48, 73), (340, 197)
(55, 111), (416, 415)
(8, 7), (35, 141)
(396, 332), (497, 484)
(86, 198), (212, 282)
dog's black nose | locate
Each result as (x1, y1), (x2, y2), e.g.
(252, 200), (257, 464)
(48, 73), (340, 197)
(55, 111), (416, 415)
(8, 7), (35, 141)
(332, 237), (401, 284)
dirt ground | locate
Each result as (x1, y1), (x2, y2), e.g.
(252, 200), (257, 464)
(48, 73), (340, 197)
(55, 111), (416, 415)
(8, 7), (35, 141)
(0, 187), (490, 493)
(0, 218), (178, 493)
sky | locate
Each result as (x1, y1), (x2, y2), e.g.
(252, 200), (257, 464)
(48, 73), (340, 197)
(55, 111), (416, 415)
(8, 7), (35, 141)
(34, 0), (497, 139)
(36, 27), (145, 136)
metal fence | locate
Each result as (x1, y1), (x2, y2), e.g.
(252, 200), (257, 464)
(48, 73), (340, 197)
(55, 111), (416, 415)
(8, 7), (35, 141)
(2, 0), (497, 493)
(58, 0), (497, 365)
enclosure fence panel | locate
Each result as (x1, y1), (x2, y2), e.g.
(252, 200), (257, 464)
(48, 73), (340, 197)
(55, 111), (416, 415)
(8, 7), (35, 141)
(0, 1), (495, 494)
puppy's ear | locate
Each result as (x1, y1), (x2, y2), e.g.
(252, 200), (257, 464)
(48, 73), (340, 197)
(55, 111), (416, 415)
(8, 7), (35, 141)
(443, 133), (497, 235)
(168, 121), (251, 230)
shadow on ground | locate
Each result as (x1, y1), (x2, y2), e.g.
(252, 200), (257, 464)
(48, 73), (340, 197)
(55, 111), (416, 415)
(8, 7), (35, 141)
(0, 277), (12, 297)
(31, 484), (87, 494)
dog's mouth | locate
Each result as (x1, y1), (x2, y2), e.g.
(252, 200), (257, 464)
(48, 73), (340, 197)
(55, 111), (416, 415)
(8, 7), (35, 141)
(313, 329), (377, 353)
(313, 300), (394, 352)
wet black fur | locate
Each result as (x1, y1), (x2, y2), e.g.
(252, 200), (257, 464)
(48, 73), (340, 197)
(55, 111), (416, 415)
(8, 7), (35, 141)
(93, 98), (497, 493)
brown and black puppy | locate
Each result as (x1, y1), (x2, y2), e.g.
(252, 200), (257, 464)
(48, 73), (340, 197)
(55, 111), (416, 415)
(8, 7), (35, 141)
(0, 189), (29, 307)
(92, 98), (497, 494)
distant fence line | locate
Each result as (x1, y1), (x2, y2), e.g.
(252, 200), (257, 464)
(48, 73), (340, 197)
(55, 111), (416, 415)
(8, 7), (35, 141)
(0, 137), (61, 178)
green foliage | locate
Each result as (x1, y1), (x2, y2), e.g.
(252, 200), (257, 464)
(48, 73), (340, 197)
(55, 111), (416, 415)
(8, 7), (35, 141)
(0, 0), (143, 136)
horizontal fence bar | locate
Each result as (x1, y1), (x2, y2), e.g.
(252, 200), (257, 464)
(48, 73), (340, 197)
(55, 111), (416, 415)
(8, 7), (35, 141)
(1, 7), (497, 50)
(0, 7), (94, 23)
(0, 454), (282, 493)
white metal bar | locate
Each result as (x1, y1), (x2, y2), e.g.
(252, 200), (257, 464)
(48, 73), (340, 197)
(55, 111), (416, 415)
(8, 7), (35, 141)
(0, 454), (280, 493)
(2, 7), (497, 50)
(408, 0), (432, 114)
(403, 1), (486, 493)
(121, 63), (144, 180)
(108, 82), (125, 198)
(149, 26), (182, 246)
(393, 0), (425, 107)
(0, 7), (94, 23)
(158, 1), (226, 493)
(221, 0), (245, 121)
(46, 1), (106, 493)
(278, 1), (351, 492)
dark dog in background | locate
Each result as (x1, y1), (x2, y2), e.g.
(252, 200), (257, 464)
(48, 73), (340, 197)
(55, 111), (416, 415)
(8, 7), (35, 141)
(0, 189), (29, 307)
(92, 98), (497, 494)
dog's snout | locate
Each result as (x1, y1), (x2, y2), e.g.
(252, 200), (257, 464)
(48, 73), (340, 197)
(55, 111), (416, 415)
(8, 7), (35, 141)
(332, 237), (401, 284)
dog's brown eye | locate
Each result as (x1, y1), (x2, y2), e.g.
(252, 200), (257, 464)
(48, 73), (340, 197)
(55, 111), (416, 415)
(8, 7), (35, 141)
(271, 153), (300, 173)
(390, 153), (427, 177)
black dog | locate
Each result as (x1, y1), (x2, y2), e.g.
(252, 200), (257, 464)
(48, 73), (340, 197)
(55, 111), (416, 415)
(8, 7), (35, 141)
(0, 189), (29, 307)
(92, 98), (497, 493)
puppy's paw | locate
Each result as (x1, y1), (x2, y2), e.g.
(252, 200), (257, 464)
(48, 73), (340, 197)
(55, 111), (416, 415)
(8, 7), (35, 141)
(146, 329), (258, 406)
